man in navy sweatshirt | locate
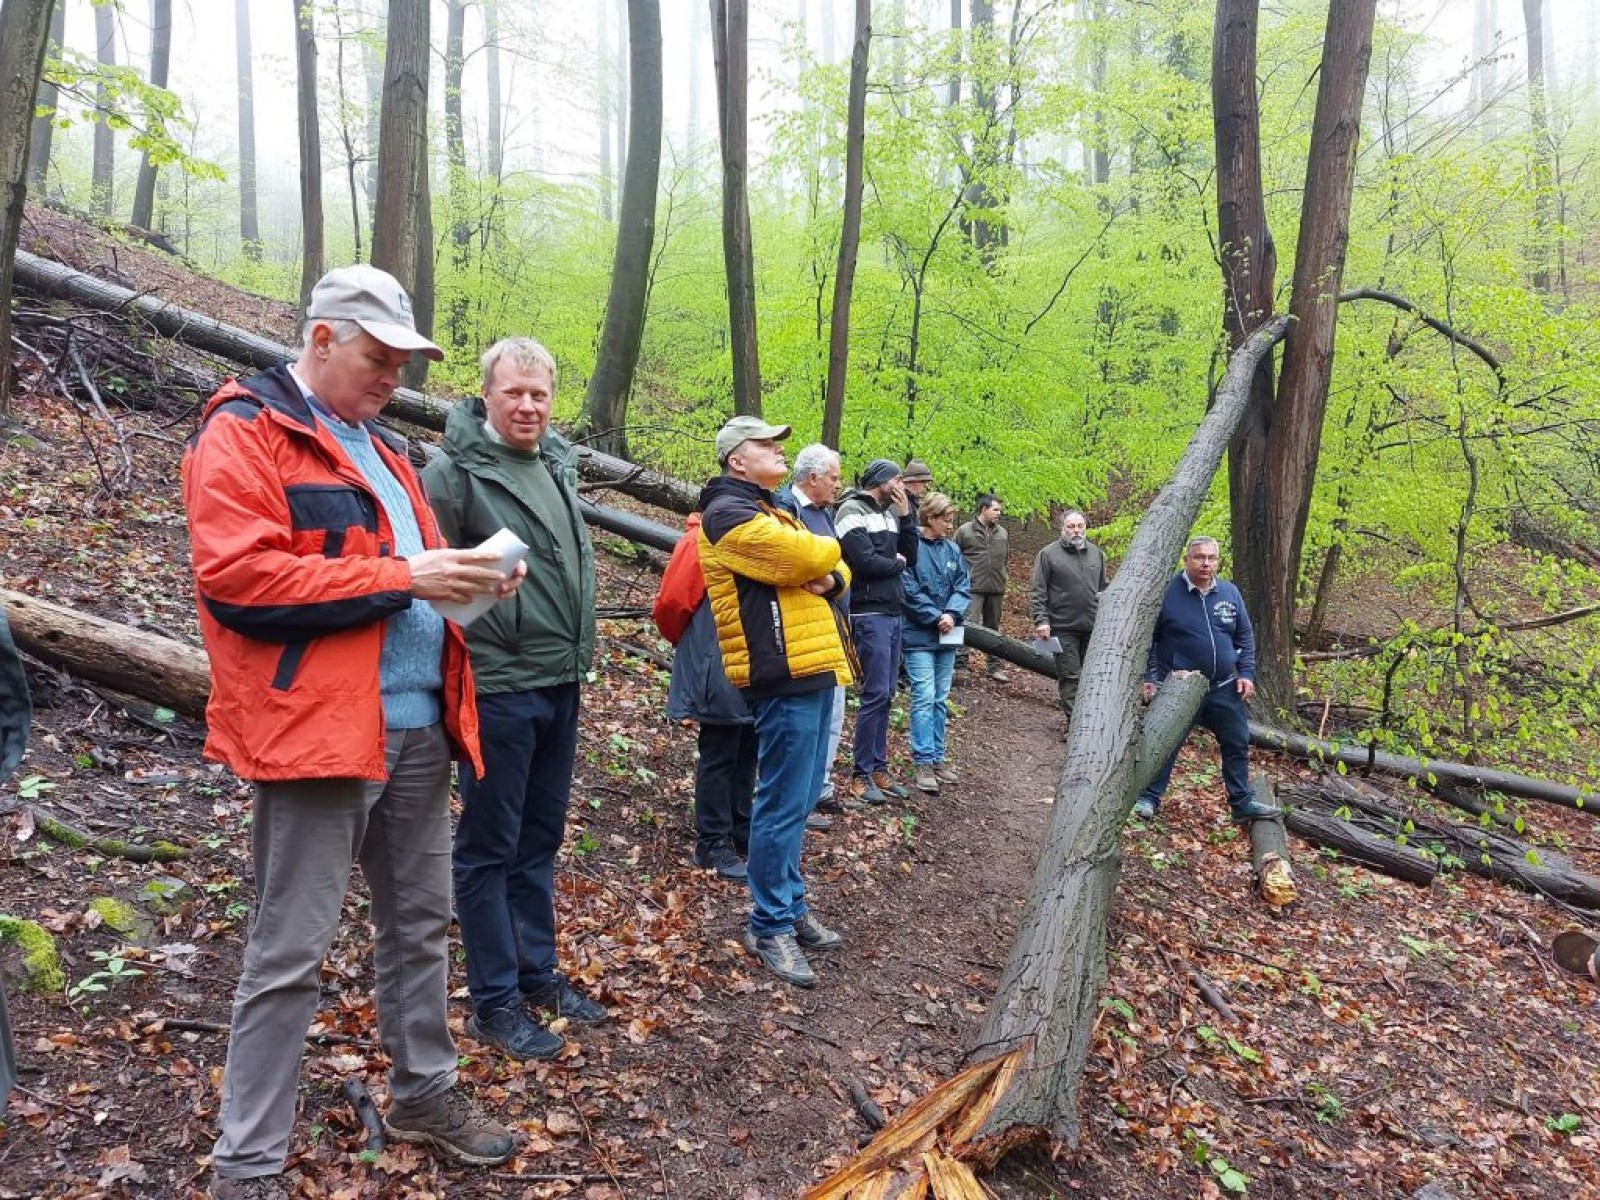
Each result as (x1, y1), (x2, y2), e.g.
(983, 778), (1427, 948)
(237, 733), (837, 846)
(1133, 537), (1280, 823)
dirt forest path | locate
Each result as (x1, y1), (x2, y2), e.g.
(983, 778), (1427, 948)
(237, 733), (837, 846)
(637, 664), (1071, 1199)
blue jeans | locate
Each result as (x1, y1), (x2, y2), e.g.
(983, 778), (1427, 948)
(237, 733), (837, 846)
(850, 613), (901, 777)
(1138, 682), (1253, 815)
(747, 688), (833, 937)
(903, 646), (956, 764)
(454, 683), (580, 1017)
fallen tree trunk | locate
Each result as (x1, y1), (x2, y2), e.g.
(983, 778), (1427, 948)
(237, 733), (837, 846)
(1280, 803), (1439, 887)
(1247, 775), (1298, 905)
(1248, 722), (1597, 814)
(12, 250), (703, 515)
(969, 314), (1291, 1148)
(1, 589), (209, 719)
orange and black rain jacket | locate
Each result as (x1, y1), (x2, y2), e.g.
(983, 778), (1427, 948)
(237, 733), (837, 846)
(182, 365), (482, 782)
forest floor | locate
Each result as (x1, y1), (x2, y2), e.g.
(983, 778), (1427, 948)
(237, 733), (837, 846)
(2, 209), (1599, 1199)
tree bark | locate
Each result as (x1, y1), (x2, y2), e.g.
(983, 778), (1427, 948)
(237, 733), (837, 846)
(485, 0), (503, 186)
(0, 0), (55, 416)
(615, 0), (629, 180)
(972, 314), (1289, 1146)
(961, 0), (1004, 260)
(444, 0), (471, 348)
(1, 589), (210, 719)
(130, 0), (172, 231)
(1280, 805), (1438, 887)
(235, 0), (261, 259)
(360, 0), (383, 230)
(711, 0), (762, 416)
(1231, 0), (1376, 721)
(1213, 0), (1278, 700)
(294, 0), (325, 321)
(24, 0), (61, 193)
(821, 0), (870, 451)
(92, 1), (116, 217)
(578, 0), (662, 460)
(1522, 0), (1553, 293)
(11, 249), (707, 515)
(371, 0), (433, 384)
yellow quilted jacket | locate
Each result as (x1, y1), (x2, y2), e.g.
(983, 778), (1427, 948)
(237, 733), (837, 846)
(697, 476), (855, 698)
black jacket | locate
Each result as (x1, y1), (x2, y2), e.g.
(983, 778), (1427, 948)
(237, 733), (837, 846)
(834, 490), (919, 616)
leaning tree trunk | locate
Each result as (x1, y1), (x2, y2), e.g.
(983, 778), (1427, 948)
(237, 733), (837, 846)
(972, 314), (1289, 1146)
(1230, 0), (1376, 721)
(710, 0), (762, 416)
(0, 0), (56, 416)
(10, 250), (706, 515)
(443, 0), (471, 349)
(578, 0), (663, 460)
(294, 0), (324, 320)
(130, 0), (172, 231)
(1, 589), (210, 718)
(820, 0), (870, 451)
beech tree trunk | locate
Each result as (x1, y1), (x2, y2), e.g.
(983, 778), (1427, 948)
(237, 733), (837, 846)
(294, 0), (324, 320)
(371, 0), (433, 385)
(0, 0), (56, 416)
(444, 0), (471, 348)
(485, 0), (503, 186)
(960, 0), (1005, 261)
(1522, 0), (1553, 293)
(597, 1), (614, 220)
(578, 0), (663, 460)
(711, 0), (762, 416)
(821, 0), (870, 451)
(1226, 0), (1375, 721)
(1, 589), (210, 719)
(235, 0), (261, 259)
(24, 0), (60, 193)
(973, 315), (1289, 1145)
(1213, 0), (1278, 708)
(92, 1), (116, 217)
(130, 0), (172, 231)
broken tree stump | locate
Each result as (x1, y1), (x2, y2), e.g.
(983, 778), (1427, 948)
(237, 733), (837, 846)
(1246, 774), (1297, 906)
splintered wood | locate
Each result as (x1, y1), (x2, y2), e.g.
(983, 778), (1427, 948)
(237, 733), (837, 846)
(802, 1048), (1027, 1200)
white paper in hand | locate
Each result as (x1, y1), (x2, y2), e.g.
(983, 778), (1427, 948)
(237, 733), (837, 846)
(430, 528), (528, 626)
(938, 623), (966, 646)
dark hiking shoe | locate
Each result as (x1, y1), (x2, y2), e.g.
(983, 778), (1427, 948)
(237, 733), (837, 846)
(210, 1177), (290, 1200)
(934, 764), (959, 784)
(742, 930), (816, 987)
(467, 1004), (564, 1060)
(815, 794), (846, 814)
(850, 776), (888, 806)
(805, 811), (834, 831)
(793, 913), (843, 952)
(872, 771), (911, 800)
(1230, 799), (1281, 823)
(1131, 798), (1157, 821)
(525, 975), (606, 1024)
(694, 840), (749, 880)
(384, 1085), (515, 1166)
(914, 766), (940, 795)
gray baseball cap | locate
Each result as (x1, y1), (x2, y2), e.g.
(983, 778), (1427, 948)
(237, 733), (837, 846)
(715, 415), (792, 464)
(307, 265), (444, 361)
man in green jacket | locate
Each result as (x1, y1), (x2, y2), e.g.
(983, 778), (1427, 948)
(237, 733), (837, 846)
(954, 494), (1010, 681)
(1030, 510), (1108, 727)
(423, 337), (604, 1061)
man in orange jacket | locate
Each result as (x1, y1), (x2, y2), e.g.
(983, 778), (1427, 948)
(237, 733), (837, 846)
(183, 266), (519, 1200)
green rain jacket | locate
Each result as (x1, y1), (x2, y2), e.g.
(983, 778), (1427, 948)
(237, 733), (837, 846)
(422, 398), (596, 693)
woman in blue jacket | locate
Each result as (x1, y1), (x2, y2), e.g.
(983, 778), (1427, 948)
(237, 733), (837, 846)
(901, 493), (972, 794)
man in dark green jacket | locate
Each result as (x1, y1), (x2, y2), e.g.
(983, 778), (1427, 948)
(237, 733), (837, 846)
(423, 337), (603, 1062)
(1030, 510), (1108, 727)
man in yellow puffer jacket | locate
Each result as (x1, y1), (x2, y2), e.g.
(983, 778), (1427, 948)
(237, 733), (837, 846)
(699, 416), (854, 987)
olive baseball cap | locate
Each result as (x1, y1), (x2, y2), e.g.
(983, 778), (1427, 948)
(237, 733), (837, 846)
(715, 415), (793, 464)
(307, 265), (444, 361)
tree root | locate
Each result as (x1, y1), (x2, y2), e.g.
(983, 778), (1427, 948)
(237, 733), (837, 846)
(26, 804), (189, 862)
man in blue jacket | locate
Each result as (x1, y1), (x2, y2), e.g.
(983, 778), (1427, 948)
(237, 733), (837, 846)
(1134, 537), (1280, 823)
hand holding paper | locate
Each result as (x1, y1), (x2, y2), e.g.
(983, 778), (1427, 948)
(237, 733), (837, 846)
(426, 528), (529, 626)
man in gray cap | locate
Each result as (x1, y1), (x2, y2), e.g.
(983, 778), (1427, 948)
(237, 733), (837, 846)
(184, 265), (517, 1198)
(697, 416), (855, 987)
(836, 458), (919, 804)
(901, 458), (934, 519)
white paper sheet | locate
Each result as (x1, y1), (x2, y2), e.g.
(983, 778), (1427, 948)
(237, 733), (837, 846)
(429, 527), (529, 626)
(939, 624), (965, 645)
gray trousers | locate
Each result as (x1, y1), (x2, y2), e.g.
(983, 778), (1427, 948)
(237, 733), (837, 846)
(814, 685), (847, 804)
(212, 724), (459, 1178)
